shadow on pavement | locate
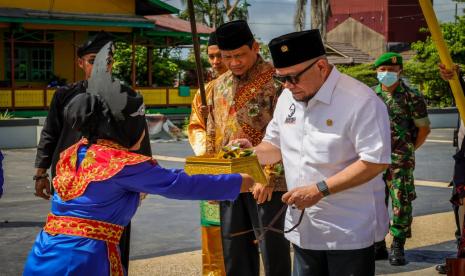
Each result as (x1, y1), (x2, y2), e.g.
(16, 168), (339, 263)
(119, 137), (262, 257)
(0, 221), (45, 228)
(376, 240), (456, 274)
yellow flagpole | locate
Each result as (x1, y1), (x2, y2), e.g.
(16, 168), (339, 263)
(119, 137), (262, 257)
(418, 0), (465, 122)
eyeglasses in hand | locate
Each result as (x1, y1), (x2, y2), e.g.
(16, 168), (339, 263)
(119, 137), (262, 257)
(229, 205), (305, 243)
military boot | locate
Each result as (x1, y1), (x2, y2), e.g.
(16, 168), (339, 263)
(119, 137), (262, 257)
(435, 264), (447, 274)
(389, 238), (406, 266)
(374, 240), (389, 260)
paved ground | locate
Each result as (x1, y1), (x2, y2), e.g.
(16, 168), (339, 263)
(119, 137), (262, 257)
(0, 129), (459, 275)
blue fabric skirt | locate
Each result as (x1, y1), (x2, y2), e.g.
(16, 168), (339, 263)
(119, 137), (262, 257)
(23, 230), (113, 276)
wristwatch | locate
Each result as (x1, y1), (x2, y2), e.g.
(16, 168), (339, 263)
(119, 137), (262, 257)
(33, 173), (49, 181)
(316, 180), (330, 197)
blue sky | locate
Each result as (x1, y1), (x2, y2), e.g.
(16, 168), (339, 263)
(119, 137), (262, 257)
(164, 0), (465, 42)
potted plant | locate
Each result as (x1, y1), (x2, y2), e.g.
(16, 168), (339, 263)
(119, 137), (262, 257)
(0, 110), (40, 149)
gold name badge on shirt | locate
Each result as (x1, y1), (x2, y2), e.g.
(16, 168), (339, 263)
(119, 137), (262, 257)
(326, 119), (333, 126)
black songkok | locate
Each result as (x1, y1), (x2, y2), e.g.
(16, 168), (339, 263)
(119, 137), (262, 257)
(208, 31), (218, 46)
(64, 92), (146, 148)
(216, 20), (254, 50)
(77, 31), (114, 57)
(268, 29), (326, 68)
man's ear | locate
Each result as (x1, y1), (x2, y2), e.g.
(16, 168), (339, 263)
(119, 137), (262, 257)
(252, 41), (260, 54)
(317, 59), (331, 79)
(315, 59), (326, 73)
(77, 58), (84, 70)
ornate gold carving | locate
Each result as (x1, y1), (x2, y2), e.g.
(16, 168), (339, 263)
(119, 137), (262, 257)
(185, 155), (268, 185)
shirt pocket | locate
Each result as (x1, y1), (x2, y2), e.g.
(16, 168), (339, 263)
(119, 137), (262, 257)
(304, 131), (345, 164)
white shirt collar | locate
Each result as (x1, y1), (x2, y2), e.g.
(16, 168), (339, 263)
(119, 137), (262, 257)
(310, 66), (340, 105)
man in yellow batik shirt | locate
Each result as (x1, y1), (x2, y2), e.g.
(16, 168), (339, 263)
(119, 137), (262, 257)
(188, 31), (229, 276)
(206, 20), (291, 276)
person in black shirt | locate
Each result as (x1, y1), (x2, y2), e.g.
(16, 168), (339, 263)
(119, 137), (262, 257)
(33, 31), (152, 270)
(435, 63), (465, 274)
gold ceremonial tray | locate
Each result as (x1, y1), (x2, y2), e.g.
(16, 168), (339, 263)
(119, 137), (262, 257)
(184, 155), (268, 185)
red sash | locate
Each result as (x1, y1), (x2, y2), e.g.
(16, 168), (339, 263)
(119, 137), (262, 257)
(233, 68), (274, 110)
(233, 68), (274, 145)
(44, 213), (125, 276)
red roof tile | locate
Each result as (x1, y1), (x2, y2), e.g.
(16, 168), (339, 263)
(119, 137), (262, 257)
(145, 14), (213, 34)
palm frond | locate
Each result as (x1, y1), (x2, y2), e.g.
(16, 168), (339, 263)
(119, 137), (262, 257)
(294, 0), (307, 31)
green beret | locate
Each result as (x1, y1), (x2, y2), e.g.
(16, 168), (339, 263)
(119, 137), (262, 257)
(374, 52), (403, 67)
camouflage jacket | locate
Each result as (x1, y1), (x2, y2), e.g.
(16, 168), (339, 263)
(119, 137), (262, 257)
(374, 81), (430, 165)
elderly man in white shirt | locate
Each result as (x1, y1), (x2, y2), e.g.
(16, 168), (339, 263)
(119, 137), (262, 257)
(236, 30), (391, 276)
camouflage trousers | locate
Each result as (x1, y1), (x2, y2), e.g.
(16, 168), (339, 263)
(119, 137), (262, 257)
(384, 163), (417, 240)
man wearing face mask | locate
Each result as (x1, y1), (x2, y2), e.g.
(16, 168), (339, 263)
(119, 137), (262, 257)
(373, 52), (431, 266)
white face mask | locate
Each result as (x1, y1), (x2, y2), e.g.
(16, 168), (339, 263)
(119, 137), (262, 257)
(377, 71), (399, 87)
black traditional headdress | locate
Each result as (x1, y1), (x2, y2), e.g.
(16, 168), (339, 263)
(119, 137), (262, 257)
(216, 20), (254, 50)
(77, 31), (114, 58)
(208, 31), (218, 46)
(65, 42), (146, 148)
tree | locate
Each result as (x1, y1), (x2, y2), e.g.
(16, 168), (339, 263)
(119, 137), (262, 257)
(403, 15), (465, 107)
(179, 0), (250, 28)
(336, 63), (378, 88)
(112, 42), (181, 87)
(112, 42), (148, 86)
(294, 0), (307, 32)
(258, 39), (271, 61)
(294, 0), (331, 40)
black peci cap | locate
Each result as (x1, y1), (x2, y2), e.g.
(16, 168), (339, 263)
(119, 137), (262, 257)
(268, 29), (326, 68)
(77, 31), (114, 57)
(208, 31), (218, 46)
(216, 20), (254, 50)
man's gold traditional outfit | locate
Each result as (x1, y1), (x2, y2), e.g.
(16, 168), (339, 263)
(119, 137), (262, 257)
(189, 55), (290, 276)
(189, 78), (227, 276)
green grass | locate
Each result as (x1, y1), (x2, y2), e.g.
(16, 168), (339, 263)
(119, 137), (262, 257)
(0, 110), (13, 120)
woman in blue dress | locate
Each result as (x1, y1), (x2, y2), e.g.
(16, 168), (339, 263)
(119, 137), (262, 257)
(23, 50), (255, 275)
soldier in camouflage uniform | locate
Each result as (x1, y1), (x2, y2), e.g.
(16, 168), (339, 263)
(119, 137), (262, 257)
(373, 52), (431, 266)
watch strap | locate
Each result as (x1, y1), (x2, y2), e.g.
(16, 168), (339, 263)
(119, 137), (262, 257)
(33, 173), (49, 181)
(316, 180), (330, 197)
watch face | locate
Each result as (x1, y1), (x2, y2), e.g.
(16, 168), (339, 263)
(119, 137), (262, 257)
(317, 181), (329, 196)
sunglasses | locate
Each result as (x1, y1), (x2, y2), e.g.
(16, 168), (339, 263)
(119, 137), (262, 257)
(273, 59), (320, 85)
